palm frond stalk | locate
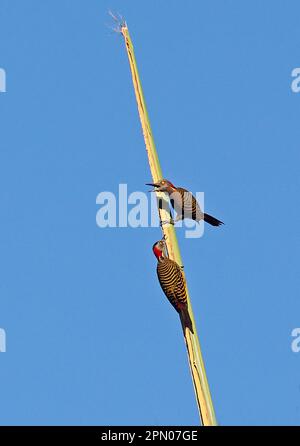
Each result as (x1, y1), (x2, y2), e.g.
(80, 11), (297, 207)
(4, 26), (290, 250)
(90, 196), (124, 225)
(118, 21), (217, 426)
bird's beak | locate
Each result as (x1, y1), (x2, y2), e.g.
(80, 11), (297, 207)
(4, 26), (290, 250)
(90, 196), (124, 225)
(146, 182), (160, 192)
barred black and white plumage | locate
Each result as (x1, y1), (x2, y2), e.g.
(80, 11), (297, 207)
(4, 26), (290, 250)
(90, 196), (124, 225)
(157, 257), (187, 311)
(153, 240), (193, 333)
(146, 179), (224, 227)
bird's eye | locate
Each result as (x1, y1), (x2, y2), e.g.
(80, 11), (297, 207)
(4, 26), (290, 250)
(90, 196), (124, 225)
(161, 181), (165, 185)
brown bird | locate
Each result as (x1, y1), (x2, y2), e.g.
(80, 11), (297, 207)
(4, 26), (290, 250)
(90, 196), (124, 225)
(147, 179), (223, 227)
(152, 239), (193, 333)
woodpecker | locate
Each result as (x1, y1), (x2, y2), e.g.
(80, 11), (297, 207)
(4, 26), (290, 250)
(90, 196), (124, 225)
(152, 239), (193, 333)
(147, 179), (223, 227)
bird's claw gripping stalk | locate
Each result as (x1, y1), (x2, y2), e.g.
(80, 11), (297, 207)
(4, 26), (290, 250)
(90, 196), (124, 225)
(160, 218), (175, 227)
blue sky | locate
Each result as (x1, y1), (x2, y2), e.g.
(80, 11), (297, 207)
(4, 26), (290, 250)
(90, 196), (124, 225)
(1, 0), (300, 426)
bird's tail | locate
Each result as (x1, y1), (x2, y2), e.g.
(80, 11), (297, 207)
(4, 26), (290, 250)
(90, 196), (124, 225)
(204, 213), (224, 227)
(179, 306), (194, 334)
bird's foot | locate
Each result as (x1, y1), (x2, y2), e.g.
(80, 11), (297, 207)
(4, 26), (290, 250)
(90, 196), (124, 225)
(160, 218), (175, 227)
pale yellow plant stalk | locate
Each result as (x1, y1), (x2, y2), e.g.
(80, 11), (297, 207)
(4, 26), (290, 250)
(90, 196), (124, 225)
(119, 21), (217, 426)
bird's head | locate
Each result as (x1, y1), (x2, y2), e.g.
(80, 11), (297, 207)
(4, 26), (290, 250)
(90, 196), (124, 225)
(152, 239), (167, 260)
(146, 179), (176, 193)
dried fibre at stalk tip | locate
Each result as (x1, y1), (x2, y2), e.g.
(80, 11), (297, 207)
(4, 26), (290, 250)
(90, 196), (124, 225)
(108, 10), (127, 33)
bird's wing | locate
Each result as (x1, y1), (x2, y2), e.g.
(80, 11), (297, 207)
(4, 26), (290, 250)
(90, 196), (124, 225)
(157, 259), (182, 309)
(157, 259), (188, 311)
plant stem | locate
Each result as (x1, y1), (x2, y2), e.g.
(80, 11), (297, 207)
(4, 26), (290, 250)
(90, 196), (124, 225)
(120, 23), (217, 426)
